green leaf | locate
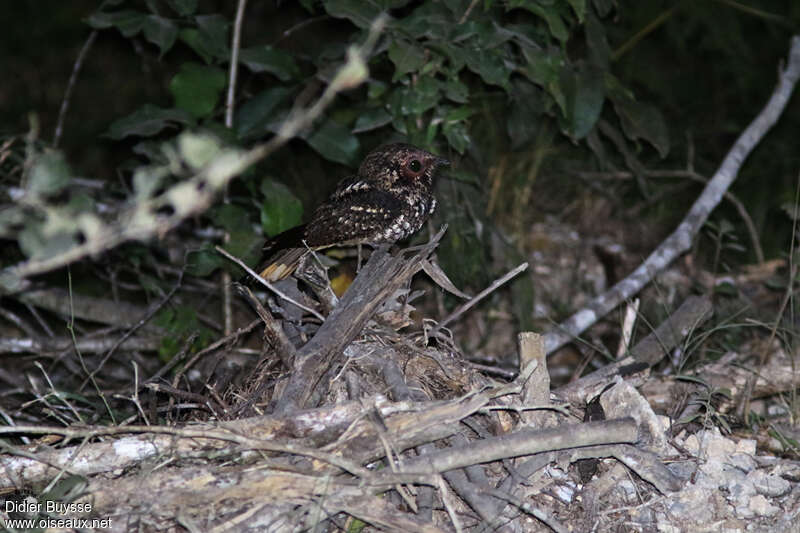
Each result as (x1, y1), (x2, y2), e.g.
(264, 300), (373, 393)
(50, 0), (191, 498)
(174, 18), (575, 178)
(519, 45), (566, 111)
(225, 229), (263, 267)
(444, 78), (469, 103)
(444, 106), (474, 123)
(584, 12), (609, 68)
(235, 87), (293, 138)
(211, 203), (250, 234)
(353, 107), (392, 133)
(388, 41), (426, 81)
(18, 220), (79, 260)
(396, 1), (451, 38)
(368, 81), (388, 99)
(566, 0), (586, 22)
(239, 46), (300, 81)
(388, 77), (442, 117)
(443, 120), (470, 154)
(410, 76), (442, 114)
(166, 0), (197, 16)
(462, 48), (511, 88)
(439, 43), (467, 72)
(304, 119), (360, 166)
(260, 179), (303, 237)
(592, 0), (614, 17)
(179, 14), (230, 62)
(510, 2), (568, 43)
(209, 205), (264, 269)
(179, 29), (210, 63)
(450, 20), (512, 49)
(155, 306), (209, 361)
(86, 10), (146, 37)
(27, 150), (71, 198)
(323, 0), (383, 28)
(612, 97), (670, 158)
(143, 15), (179, 56)
(186, 246), (224, 276)
(561, 63), (604, 140)
(105, 104), (194, 139)
(169, 63), (227, 118)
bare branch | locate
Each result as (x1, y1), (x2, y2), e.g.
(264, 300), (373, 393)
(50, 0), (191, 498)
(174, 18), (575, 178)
(544, 36), (800, 354)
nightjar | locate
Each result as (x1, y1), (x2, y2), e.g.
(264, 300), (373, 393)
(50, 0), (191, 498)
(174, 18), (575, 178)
(255, 143), (449, 282)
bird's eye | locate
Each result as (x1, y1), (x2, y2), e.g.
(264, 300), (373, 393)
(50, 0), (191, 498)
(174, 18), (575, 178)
(408, 159), (422, 172)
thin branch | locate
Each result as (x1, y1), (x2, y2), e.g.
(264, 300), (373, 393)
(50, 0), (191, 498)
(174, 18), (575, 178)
(0, 16), (387, 288)
(79, 269), (185, 390)
(578, 168), (765, 263)
(215, 245), (325, 321)
(222, 0), (249, 336)
(430, 262), (528, 334)
(53, 30), (97, 148)
(225, 0), (248, 129)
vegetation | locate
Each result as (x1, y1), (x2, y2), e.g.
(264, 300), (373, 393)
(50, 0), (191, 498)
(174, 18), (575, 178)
(1, 0), (799, 464)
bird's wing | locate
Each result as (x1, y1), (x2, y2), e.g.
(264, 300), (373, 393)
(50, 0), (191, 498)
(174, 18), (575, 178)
(304, 187), (401, 248)
(327, 174), (374, 201)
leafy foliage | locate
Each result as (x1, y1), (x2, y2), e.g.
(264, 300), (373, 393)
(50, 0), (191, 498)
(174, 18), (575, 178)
(2, 0), (799, 331)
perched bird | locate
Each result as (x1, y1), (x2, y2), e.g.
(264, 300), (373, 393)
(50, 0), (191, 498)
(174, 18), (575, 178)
(255, 143), (449, 282)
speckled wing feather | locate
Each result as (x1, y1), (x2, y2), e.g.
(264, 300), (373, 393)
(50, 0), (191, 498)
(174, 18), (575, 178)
(304, 186), (401, 247)
(255, 186), (401, 282)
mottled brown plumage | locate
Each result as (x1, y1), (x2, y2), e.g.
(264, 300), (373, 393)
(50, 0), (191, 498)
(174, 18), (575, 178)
(256, 143), (449, 281)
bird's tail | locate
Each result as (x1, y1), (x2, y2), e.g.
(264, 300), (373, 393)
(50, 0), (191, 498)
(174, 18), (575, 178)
(252, 225), (308, 282)
(257, 247), (308, 281)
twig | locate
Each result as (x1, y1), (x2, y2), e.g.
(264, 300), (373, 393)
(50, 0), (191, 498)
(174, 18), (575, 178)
(79, 269), (184, 391)
(578, 168), (765, 263)
(544, 36), (800, 354)
(482, 487), (568, 533)
(616, 298), (640, 357)
(458, 0), (481, 24)
(175, 318), (260, 377)
(0, 16), (387, 288)
(225, 0), (248, 129)
(430, 262), (528, 334)
(53, 30), (97, 148)
(238, 285), (297, 368)
(220, 0), (250, 336)
(215, 245), (325, 321)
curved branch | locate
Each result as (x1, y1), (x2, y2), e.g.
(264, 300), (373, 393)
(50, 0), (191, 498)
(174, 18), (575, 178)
(544, 35), (800, 354)
(0, 16), (387, 291)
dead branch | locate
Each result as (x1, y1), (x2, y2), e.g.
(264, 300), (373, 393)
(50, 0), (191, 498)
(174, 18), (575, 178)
(0, 16), (386, 290)
(543, 36), (800, 354)
(555, 294), (713, 405)
(275, 229), (446, 413)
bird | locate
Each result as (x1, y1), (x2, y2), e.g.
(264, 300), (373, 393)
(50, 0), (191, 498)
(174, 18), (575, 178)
(254, 143), (449, 282)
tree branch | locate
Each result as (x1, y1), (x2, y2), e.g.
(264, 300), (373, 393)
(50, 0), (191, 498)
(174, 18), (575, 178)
(544, 36), (800, 354)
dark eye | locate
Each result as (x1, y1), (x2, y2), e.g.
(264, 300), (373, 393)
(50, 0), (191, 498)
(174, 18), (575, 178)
(408, 159), (422, 172)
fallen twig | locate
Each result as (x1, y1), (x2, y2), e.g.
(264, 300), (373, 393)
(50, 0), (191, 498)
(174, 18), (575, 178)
(430, 261), (529, 334)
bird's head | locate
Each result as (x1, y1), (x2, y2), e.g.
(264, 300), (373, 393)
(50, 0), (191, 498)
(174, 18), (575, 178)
(359, 143), (449, 189)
